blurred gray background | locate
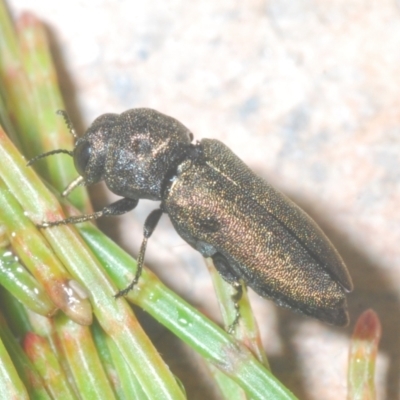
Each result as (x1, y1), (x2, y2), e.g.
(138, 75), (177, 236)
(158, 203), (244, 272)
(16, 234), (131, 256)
(7, 1), (400, 399)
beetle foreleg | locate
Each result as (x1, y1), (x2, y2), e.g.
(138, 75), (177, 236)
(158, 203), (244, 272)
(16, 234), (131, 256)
(38, 197), (139, 228)
(115, 208), (163, 297)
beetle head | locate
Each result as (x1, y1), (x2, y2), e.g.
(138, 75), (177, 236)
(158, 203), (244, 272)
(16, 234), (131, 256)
(73, 113), (119, 186)
(28, 108), (193, 200)
(84, 108), (193, 200)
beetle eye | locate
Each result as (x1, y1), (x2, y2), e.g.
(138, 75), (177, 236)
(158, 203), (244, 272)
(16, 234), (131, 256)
(73, 141), (91, 176)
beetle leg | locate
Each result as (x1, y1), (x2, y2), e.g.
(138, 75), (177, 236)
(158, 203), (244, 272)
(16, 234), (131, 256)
(211, 253), (243, 333)
(228, 282), (243, 334)
(38, 197), (139, 228)
(211, 253), (240, 284)
(115, 208), (164, 297)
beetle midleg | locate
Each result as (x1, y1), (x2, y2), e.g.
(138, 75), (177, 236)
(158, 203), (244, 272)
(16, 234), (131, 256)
(38, 197), (139, 228)
(211, 253), (243, 333)
(115, 208), (163, 298)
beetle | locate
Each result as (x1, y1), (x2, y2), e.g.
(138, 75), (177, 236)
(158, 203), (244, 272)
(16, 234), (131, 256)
(29, 108), (353, 327)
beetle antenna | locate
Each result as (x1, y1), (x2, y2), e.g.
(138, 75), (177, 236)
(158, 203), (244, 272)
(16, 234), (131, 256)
(56, 109), (78, 140)
(27, 110), (77, 166)
(27, 149), (73, 166)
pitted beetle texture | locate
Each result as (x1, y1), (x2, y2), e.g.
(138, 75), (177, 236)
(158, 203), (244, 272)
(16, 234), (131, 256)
(30, 108), (353, 327)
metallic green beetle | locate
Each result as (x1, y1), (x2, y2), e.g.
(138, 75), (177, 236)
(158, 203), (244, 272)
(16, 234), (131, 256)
(31, 108), (353, 326)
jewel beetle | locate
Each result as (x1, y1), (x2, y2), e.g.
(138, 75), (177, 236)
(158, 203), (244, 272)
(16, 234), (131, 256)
(29, 108), (353, 326)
